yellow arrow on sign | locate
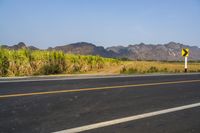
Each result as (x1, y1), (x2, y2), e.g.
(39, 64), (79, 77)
(182, 48), (189, 57)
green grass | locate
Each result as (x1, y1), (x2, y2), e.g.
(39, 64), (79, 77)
(0, 48), (119, 76)
(0, 48), (200, 77)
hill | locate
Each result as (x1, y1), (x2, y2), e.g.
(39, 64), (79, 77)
(48, 42), (116, 57)
(107, 42), (200, 61)
(1, 42), (200, 61)
(1, 42), (39, 50)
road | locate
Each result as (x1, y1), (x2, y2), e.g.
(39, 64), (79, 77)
(0, 73), (200, 133)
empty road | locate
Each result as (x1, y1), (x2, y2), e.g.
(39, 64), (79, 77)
(0, 73), (200, 133)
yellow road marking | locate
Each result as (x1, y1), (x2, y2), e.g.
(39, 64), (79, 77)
(0, 79), (200, 98)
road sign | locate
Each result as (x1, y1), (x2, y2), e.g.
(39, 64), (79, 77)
(182, 48), (189, 57)
(182, 48), (189, 72)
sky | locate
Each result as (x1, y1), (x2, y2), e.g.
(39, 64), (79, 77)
(0, 0), (200, 49)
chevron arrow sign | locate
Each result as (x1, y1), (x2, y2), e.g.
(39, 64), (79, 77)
(182, 48), (189, 57)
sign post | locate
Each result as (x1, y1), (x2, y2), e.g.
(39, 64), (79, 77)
(182, 48), (189, 72)
(184, 56), (187, 72)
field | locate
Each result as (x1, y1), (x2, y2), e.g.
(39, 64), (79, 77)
(119, 61), (200, 74)
(0, 48), (200, 77)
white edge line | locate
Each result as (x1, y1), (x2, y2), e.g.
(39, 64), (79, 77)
(0, 73), (200, 83)
(53, 102), (200, 133)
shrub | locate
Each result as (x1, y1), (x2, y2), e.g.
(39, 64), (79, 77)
(120, 67), (138, 74)
(42, 64), (62, 75)
(120, 66), (127, 73)
(0, 48), (119, 76)
(147, 66), (159, 73)
(161, 68), (168, 72)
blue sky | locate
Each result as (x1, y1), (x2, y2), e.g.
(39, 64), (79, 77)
(0, 0), (200, 48)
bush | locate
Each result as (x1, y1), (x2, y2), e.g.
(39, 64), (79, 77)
(147, 66), (159, 73)
(120, 67), (138, 74)
(0, 56), (9, 76)
(161, 68), (168, 72)
(42, 64), (62, 75)
(0, 48), (119, 76)
(120, 66), (127, 73)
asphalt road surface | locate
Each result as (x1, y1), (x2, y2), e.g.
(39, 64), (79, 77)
(0, 73), (200, 133)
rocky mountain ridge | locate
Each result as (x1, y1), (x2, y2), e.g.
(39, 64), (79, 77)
(1, 42), (200, 61)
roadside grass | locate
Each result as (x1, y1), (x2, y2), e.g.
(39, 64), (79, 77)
(0, 48), (120, 76)
(1, 48), (200, 77)
(119, 61), (200, 74)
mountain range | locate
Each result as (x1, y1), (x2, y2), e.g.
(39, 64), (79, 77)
(1, 42), (200, 61)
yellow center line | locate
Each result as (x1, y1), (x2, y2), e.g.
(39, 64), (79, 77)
(0, 79), (200, 98)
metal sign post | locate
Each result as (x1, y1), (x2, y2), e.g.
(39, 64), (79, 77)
(182, 48), (189, 73)
(185, 56), (187, 72)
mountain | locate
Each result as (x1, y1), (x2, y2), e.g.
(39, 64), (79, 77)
(50, 41), (200, 61)
(1, 42), (39, 50)
(1, 42), (200, 61)
(107, 42), (200, 61)
(48, 42), (116, 57)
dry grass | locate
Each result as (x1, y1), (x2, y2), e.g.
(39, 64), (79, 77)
(1, 47), (200, 77)
(86, 61), (200, 75)
(119, 61), (200, 74)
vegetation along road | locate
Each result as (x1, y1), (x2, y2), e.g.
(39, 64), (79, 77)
(1, 48), (200, 77)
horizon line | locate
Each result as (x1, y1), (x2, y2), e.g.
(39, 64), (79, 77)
(1, 41), (199, 49)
